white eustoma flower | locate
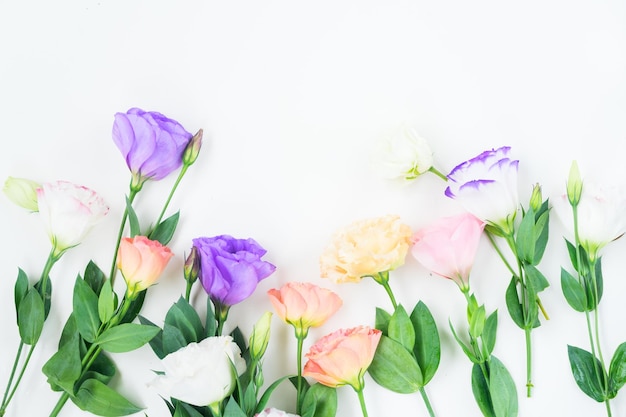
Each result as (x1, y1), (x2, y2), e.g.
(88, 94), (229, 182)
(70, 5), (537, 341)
(149, 336), (247, 407)
(255, 408), (300, 417)
(445, 146), (519, 233)
(36, 181), (109, 256)
(371, 124), (434, 181)
(553, 179), (626, 260)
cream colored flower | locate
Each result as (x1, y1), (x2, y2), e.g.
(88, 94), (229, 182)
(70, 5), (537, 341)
(371, 124), (434, 181)
(320, 215), (412, 283)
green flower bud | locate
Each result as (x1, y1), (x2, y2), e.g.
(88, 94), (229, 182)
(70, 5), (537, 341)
(249, 311), (272, 361)
(184, 246), (200, 285)
(3, 177), (41, 212)
(529, 183), (542, 212)
(183, 129), (203, 167)
(566, 161), (583, 207)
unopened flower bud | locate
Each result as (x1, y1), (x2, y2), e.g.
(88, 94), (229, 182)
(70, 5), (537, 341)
(183, 129), (203, 167)
(529, 183), (542, 212)
(3, 177), (41, 212)
(566, 161), (583, 207)
(249, 311), (272, 361)
(184, 246), (200, 285)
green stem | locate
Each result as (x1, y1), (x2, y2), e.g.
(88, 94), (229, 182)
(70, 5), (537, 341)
(295, 332), (306, 415)
(48, 392), (70, 417)
(525, 328), (532, 397)
(154, 165), (188, 228)
(355, 386), (369, 417)
(0, 342), (23, 412)
(109, 185), (139, 287)
(428, 166), (448, 181)
(419, 386), (436, 417)
(184, 280), (193, 303)
(371, 272), (398, 309)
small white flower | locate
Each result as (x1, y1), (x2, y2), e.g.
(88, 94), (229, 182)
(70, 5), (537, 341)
(255, 408), (300, 417)
(553, 179), (626, 260)
(148, 336), (246, 407)
(371, 124), (434, 181)
(3, 176), (41, 212)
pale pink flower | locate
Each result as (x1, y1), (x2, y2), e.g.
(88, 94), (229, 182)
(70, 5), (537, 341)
(411, 213), (485, 291)
(37, 181), (109, 256)
(268, 282), (342, 336)
(117, 236), (173, 298)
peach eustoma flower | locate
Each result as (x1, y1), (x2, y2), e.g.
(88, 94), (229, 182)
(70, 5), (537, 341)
(268, 282), (342, 337)
(320, 215), (412, 283)
(303, 326), (381, 390)
(411, 213), (485, 291)
(117, 235), (173, 299)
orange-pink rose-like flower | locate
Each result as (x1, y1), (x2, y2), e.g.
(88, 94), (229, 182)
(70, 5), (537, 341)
(411, 213), (485, 291)
(117, 235), (174, 298)
(320, 215), (412, 283)
(303, 326), (382, 390)
(268, 282), (342, 337)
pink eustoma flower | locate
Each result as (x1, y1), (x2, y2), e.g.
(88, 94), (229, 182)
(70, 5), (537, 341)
(411, 213), (485, 291)
(268, 282), (342, 336)
(303, 326), (381, 390)
(117, 236), (173, 298)
(37, 181), (109, 256)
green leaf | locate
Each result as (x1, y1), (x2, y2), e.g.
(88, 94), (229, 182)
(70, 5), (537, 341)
(14, 268), (29, 322)
(149, 211), (180, 245)
(222, 398), (247, 417)
(583, 258), (603, 311)
(120, 289), (147, 324)
(505, 277), (524, 329)
(34, 275), (52, 319)
(138, 315), (165, 359)
(472, 363), (496, 417)
(205, 296), (217, 338)
(368, 335), (422, 392)
(98, 280), (116, 324)
(42, 328), (82, 393)
(608, 342), (626, 398)
(515, 207), (536, 264)
(531, 203), (550, 264)
(489, 356), (518, 417)
(164, 297), (204, 346)
(524, 264), (549, 328)
(84, 261), (106, 295)
(163, 323), (188, 355)
(17, 288), (45, 345)
(410, 301), (440, 385)
(301, 383), (338, 417)
(255, 376), (291, 414)
(568, 345), (606, 402)
(375, 307), (392, 336)
(73, 379), (142, 416)
(96, 323), (160, 353)
(481, 311), (498, 358)
(449, 320), (478, 363)
(59, 314), (79, 349)
(83, 350), (116, 386)
(73, 276), (101, 343)
(388, 304), (415, 351)
(126, 195), (141, 237)
(561, 268), (587, 312)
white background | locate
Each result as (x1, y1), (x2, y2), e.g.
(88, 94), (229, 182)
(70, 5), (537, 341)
(1, 1), (626, 416)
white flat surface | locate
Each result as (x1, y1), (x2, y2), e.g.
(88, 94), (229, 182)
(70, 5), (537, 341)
(1, 1), (626, 416)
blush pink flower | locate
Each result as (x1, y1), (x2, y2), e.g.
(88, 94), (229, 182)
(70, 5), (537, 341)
(303, 326), (381, 390)
(411, 213), (485, 291)
(268, 282), (342, 337)
(117, 236), (173, 298)
(320, 215), (412, 283)
(37, 181), (109, 256)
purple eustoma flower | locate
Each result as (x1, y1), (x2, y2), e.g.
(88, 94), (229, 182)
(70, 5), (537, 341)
(445, 146), (519, 233)
(113, 108), (193, 189)
(193, 235), (276, 306)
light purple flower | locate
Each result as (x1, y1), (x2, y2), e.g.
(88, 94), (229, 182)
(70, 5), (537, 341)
(193, 235), (276, 306)
(37, 181), (109, 256)
(445, 146), (519, 233)
(112, 108), (192, 187)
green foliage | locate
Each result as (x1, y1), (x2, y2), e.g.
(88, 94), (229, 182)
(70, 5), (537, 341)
(568, 345), (606, 402)
(73, 276), (101, 343)
(471, 357), (518, 417)
(72, 379), (142, 416)
(96, 323), (160, 353)
(608, 342), (626, 398)
(149, 211), (180, 245)
(17, 288), (44, 345)
(368, 335), (423, 392)
(125, 195), (141, 237)
(300, 384), (338, 417)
